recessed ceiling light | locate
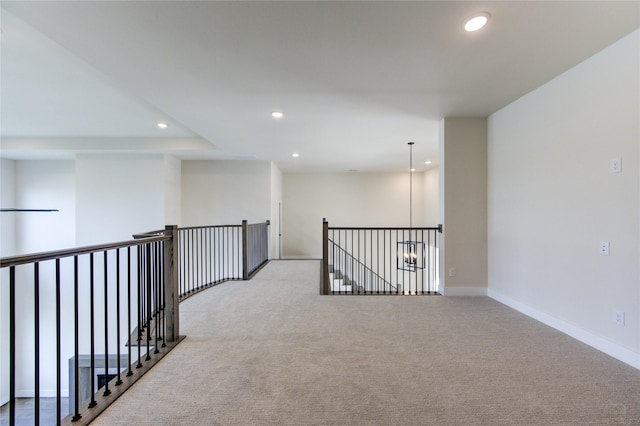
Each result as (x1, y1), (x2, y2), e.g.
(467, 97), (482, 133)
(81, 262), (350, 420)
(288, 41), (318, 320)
(464, 13), (490, 32)
(425, 161), (432, 165)
(410, 168), (416, 172)
(272, 111), (284, 119)
(157, 122), (168, 129)
(292, 153), (299, 158)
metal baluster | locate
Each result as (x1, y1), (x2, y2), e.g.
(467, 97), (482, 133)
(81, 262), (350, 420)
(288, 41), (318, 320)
(72, 256), (82, 421)
(9, 266), (15, 426)
(178, 230), (182, 297)
(359, 231), (362, 292)
(215, 227), (219, 283)
(161, 241), (167, 348)
(127, 247), (133, 377)
(115, 249), (123, 386)
(207, 228), (211, 286)
(34, 263), (40, 424)
(88, 254), (97, 408)
(395, 229), (399, 294)
(56, 259), (62, 421)
(201, 228), (205, 289)
(136, 246), (143, 369)
(221, 227), (225, 280)
(190, 229), (194, 294)
(103, 251), (111, 396)
(146, 244), (152, 361)
(383, 230), (386, 294)
(154, 242), (160, 354)
(421, 229), (425, 294)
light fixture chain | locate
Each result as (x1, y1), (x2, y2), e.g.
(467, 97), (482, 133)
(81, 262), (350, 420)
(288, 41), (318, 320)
(409, 142), (414, 231)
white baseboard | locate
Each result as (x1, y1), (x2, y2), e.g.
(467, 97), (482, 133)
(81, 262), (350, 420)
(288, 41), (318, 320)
(488, 289), (640, 370)
(444, 286), (487, 296)
(280, 256), (319, 260)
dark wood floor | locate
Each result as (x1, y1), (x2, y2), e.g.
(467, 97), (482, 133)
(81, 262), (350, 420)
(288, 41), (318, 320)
(0, 398), (68, 426)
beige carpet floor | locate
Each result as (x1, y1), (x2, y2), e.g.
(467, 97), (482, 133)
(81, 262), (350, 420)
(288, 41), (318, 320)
(92, 260), (640, 425)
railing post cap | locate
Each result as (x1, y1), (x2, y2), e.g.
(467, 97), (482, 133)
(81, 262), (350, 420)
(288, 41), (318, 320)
(165, 225), (178, 230)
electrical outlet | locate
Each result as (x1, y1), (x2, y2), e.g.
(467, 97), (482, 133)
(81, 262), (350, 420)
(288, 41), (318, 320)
(609, 157), (622, 173)
(599, 241), (610, 256)
(613, 310), (625, 326)
(448, 267), (456, 277)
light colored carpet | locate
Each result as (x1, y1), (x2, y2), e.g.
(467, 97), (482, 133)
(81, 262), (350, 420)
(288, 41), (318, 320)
(92, 260), (640, 425)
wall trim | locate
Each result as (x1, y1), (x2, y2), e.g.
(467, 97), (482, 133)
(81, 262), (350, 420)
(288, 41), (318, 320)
(443, 286), (487, 296)
(281, 256), (319, 260)
(488, 289), (640, 370)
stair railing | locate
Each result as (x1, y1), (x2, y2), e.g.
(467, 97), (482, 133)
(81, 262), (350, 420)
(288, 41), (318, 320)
(328, 238), (396, 294)
(322, 218), (442, 295)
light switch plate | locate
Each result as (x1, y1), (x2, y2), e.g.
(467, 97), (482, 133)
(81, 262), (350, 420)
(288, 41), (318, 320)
(610, 157), (622, 173)
(599, 241), (610, 255)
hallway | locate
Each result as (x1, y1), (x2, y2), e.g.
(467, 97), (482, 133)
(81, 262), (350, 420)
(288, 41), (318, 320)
(92, 260), (640, 425)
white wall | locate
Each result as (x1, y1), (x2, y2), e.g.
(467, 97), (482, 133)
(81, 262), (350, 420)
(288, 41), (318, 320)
(0, 161), (77, 400)
(270, 162), (283, 259)
(487, 30), (639, 368)
(0, 159), (15, 404)
(282, 172), (426, 258)
(76, 154), (165, 245)
(15, 161), (76, 253)
(181, 160), (271, 226)
(423, 167), (439, 226)
(164, 155), (182, 227)
(1, 159), (16, 257)
(440, 118), (488, 295)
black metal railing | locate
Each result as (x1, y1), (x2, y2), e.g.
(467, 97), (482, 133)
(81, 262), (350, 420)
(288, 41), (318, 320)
(244, 220), (270, 279)
(176, 220), (270, 300)
(176, 224), (242, 298)
(328, 239), (396, 294)
(322, 219), (442, 295)
(0, 228), (180, 426)
(0, 219), (270, 425)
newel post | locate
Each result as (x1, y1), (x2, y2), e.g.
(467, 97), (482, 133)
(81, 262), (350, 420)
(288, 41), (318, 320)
(164, 225), (179, 342)
(242, 220), (248, 280)
(322, 218), (329, 295)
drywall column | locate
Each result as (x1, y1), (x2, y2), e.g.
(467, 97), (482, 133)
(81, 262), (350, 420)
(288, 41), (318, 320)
(439, 117), (487, 295)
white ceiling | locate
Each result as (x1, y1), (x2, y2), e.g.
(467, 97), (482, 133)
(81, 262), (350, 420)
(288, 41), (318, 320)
(1, 1), (638, 172)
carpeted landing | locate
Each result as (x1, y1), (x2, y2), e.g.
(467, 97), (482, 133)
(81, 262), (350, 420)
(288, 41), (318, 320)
(92, 260), (640, 425)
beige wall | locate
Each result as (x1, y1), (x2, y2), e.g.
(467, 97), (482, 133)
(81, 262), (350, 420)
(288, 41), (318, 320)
(181, 160), (271, 227)
(76, 154), (165, 245)
(440, 117), (488, 294)
(423, 167), (439, 225)
(282, 172), (428, 258)
(487, 30), (639, 367)
(164, 155), (182, 226)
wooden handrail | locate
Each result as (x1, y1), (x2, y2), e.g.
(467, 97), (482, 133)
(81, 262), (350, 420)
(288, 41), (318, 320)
(0, 235), (169, 269)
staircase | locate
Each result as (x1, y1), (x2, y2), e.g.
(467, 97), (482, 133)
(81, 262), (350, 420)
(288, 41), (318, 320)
(328, 265), (368, 293)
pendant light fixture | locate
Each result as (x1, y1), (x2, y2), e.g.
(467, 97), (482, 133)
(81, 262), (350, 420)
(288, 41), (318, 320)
(397, 142), (425, 272)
